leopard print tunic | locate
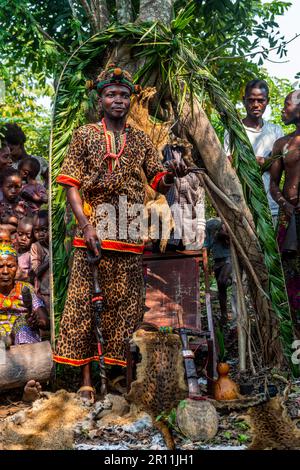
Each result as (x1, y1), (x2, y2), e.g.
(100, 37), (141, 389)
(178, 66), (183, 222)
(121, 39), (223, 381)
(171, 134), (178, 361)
(54, 122), (166, 366)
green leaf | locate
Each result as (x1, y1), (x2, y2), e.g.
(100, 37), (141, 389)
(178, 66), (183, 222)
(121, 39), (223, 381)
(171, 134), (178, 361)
(238, 434), (250, 443)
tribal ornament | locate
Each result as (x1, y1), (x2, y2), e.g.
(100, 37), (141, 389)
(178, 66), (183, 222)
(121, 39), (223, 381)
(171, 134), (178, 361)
(0, 244), (17, 258)
(86, 64), (141, 95)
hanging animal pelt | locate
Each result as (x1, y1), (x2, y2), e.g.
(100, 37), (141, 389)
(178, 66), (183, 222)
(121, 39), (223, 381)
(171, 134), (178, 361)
(126, 327), (187, 449)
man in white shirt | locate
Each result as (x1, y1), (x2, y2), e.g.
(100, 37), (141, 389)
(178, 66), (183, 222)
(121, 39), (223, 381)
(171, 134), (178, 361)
(224, 79), (284, 226)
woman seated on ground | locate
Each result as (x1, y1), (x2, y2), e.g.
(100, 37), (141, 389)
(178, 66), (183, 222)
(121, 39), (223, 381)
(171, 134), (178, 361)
(0, 243), (49, 401)
(0, 243), (49, 345)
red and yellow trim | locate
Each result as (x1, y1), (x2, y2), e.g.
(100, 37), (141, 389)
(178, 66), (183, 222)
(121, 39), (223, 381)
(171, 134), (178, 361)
(73, 237), (87, 248)
(150, 171), (169, 191)
(56, 174), (81, 189)
(101, 239), (144, 254)
(53, 353), (126, 367)
(72, 237), (144, 254)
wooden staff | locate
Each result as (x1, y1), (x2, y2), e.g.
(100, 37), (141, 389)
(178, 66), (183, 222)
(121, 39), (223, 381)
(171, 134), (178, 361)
(87, 242), (108, 396)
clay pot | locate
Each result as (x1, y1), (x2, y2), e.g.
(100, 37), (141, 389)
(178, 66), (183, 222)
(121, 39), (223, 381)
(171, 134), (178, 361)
(213, 362), (239, 401)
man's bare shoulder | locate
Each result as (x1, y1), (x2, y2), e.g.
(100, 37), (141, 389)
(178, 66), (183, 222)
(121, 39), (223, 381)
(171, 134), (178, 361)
(273, 134), (290, 153)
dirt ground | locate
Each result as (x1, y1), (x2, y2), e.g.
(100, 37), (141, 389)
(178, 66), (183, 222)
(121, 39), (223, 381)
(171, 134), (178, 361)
(1, 281), (300, 450)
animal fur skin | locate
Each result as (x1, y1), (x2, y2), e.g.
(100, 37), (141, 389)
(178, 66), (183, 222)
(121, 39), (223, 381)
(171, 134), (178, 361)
(125, 328), (187, 449)
(247, 395), (300, 450)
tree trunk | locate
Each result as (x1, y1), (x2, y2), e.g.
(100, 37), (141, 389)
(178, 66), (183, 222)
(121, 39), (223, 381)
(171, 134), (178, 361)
(116, 0), (133, 24)
(0, 341), (53, 391)
(179, 99), (282, 366)
(79, 0), (109, 33)
(96, 0), (109, 30)
(137, 0), (174, 24)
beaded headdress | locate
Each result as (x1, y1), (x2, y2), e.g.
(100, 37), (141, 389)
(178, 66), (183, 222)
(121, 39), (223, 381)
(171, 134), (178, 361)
(0, 244), (17, 258)
(86, 64), (141, 95)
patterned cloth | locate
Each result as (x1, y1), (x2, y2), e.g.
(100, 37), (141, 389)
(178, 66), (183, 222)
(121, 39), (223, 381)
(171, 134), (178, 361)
(20, 182), (47, 213)
(0, 244), (17, 258)
(54, 249), (143, 366)
(54, 122), (166, 366)
(16, 251), (31, 282)
(30, 242), (50, 312)
(164, 148), (205, 249)
(11, 317), (41, 344)
(56, 122), (166, 250)
(0, 281), (43, 343)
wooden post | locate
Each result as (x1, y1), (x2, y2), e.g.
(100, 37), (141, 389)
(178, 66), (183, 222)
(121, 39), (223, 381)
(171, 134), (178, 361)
(230, 243), (248, 372)
(0, 341), (53, 391)
(202, 248), (217, 378)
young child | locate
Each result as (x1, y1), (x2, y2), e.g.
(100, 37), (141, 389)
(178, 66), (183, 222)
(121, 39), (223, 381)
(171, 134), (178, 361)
(0, 225), (11, 243)
(30, 210), (49, 313)
(15, 217), (34, 282)
(18, 157), (48, 213)
(0, 168), (30, 223)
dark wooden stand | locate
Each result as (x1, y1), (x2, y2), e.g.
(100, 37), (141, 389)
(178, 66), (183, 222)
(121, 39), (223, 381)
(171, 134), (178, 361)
(127, 249), (216, 395)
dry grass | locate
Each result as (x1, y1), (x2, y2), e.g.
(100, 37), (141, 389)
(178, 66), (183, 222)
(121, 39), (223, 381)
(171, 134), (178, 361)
(0, 390), (88, 450)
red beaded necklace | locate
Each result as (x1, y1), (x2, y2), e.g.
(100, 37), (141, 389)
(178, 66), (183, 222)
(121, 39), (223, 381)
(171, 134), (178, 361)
(102, 118), (128, 170)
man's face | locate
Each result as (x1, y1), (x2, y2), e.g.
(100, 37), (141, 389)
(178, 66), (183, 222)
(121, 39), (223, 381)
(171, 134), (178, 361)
(0, 145), (12, 170)
(281, 92), (300, 125)
(2, 175), (22, 202)
(33, 217), (49, 246)
(16, 221), (33, 251)
(8, 143), (22, 158)
(0, 254), (17, 290)
(99, 85), (131, 120)
(243, 87), (269, 119)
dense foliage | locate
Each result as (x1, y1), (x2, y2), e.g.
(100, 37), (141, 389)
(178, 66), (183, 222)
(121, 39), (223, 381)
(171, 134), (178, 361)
(0, 65), (52, 158)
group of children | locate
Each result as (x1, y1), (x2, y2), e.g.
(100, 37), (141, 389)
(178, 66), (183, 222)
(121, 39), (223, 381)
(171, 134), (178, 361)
(0, 124), (49, 326)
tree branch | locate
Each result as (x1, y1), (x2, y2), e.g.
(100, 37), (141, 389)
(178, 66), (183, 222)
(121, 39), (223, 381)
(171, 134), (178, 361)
(116, 0), (133, 24)
(207, 32), (300, 63)
(91, 0), (109, 30)
(265, 57), (289, 64)
(35, 24), (67, 53)
(79, 0), (98, 33)
(67, 0), (83, 44)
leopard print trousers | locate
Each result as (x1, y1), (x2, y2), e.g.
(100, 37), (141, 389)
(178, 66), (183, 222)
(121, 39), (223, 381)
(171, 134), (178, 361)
(54, 249), (144, 367)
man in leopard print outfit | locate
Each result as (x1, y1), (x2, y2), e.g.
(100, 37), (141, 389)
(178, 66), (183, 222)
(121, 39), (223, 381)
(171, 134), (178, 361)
(53, 65), (188, 401)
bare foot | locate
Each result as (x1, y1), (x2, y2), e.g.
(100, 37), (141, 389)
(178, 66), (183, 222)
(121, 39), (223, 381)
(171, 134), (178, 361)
(22, 380), (42, 402)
